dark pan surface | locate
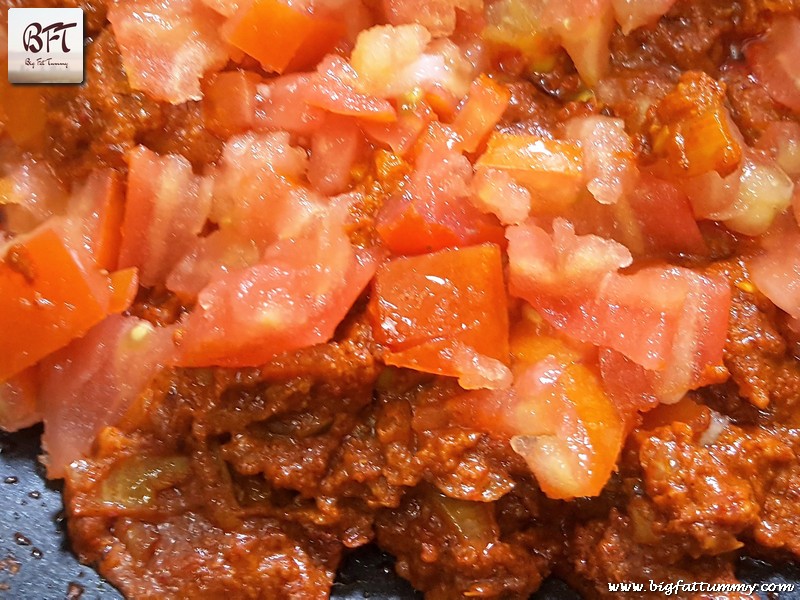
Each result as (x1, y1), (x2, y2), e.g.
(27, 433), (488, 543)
(1, 427), (798, 599)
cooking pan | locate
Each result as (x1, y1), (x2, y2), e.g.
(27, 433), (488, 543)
(1, 426), (799, 599)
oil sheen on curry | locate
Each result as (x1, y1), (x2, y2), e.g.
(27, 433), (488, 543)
(1, 0), (800, 597)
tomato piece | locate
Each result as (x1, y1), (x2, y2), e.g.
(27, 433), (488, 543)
(119, 146), (213, 287)
(750, 218), (800, 325)
(0, 225), (112, 382)
(369, 244), (510, 387)
(178, 208), (377, 367)
(308, 114), (365, 196)
(377, 195), (466, 255)
(108, 0), (229, 104)
(40, 316), (176, 478)
(362, 102), (436, 156)
(203, 70), (262, 138)
(507, 219), (727, 374)
(650, 72), (742, 178)
(471, 168), (531, 226)
(68, 169), (125, 271)
(0, 368), (40, 433)
(305, 56), (397, 123)
(745, 16), (800, 113)
(618, 173), (707, 256)
(451, 75), (511, 153)
(476, 133), (584, 214)
(444, 320), (624, 499)
(223, 0), (344, 74)
(255, 74), (327, 136)
(509, 359), (623, 499)
(108, 268), (140, 315)
(564, 116), (635, 206)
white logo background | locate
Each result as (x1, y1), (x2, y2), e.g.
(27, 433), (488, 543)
(8, 8), (84, 84)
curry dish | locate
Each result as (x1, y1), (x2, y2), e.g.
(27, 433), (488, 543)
(1, 0), (800, 598)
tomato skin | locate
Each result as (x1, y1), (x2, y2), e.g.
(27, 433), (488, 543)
(0, 225), (112, 382)
(223, 0), (344, 74)
(369, 244), (510, 386)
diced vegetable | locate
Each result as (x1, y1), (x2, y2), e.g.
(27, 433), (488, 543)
(471, 168), (531, 225)
(223, 0), (344, 74)
(476, 133), (584, 214)
(178, 205), (377, 367)
(118, 146), (213, 287)
(451, 75), (511, 153)
(41, 316), (177, 478)
(67, 170), (125, 271)
(650, 72), (742, 178)
(203, 70), (262, 138)
(0, 368), (40, 433)
(108, 0), (229, 103)
(564, 116), (635, 206)
(369, 244), (511, 389)
(745, 16), (800, 113)
(305, 55), (397, 122)
(0, 224), (112, 381)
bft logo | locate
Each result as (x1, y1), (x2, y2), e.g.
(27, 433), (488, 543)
(22, 21), (78, 54)
(8, 8), (84, 84)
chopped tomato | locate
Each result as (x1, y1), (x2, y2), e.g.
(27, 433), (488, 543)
(619, 173), (707, 256)
(40, 316), (176, 478)
(0, 158), (67, 236)
(67, 169), (125, 271)
(745, 16), (800, 113)
(507, 219), (729, 375)
(564, 116), (635, 206)
(255, 74), (326, 136)
(509, 358), (623, 499)
(476, 133), (584, 214)
(650, 72), (742, 178)
(305, 56), (397, 123)
(756, 121), (800, 179)
(611, 0), (677, 34)
(376, 123), (506, 254)
(369, 244), (510, 389)
(445, 319), (624, 499)
(0, 368), (40, 433)
(178, 207), (377, 367)
(451, 75), (511, 153)
(108, 268), (140, 315)
(223, 0), (344, 74)
(118, 146), (213, 287)
(0, 224), (112, 382)
(471, 168), (531, 226)
(750, 218), (800, 325)
(362, 101), (436, 156)
(108, 0), (229, 104)
(308, 114), (365, 196)
(203, 70), (262, 138)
